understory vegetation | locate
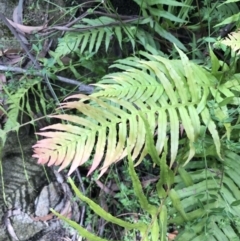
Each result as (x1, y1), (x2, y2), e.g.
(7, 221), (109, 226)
(2, 0), (240, 240)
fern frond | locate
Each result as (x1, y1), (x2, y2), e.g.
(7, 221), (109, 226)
(133, 0), (190, 50)
(55, 16), (142, 57)
(32, 48), (232, 177)
(170, 151), (240, 240)
(55, 5), (189, 59)
(4, 78), (44, 132)
(218, 30), (240, 54)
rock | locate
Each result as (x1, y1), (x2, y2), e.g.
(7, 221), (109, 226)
(34, 182), (63, 217)
(0, 132), (53, 217)
(30, 228), (66, 241)
(2, 212), (78, 241)
(35, 181), (81, 222)
(11, 213), (46, 240)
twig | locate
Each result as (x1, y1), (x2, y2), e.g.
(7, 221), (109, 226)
(54, 10), (142, 29)
(2, 208), (22, 241)
(45, 16), (142, 33)
(64, 11), (90, 28)
(93, 11), (142, 20)
(0, 64), (95, 94)
(74, 169), (86, 226)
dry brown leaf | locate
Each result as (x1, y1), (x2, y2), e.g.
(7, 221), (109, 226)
(7, 18), (46, 34)
(168, 231), (178, 241)
(95, 180), (116, 196)
(31, 213), (54, 222)
(5, 56), (25, 65)
(0, 48), (26, 65)
(11, 6), (29, 44)
(60, 200), (72, 219)
(0, 48), (24, 57)
(3, 48), (23, 56)
(13, 6), (22, 24)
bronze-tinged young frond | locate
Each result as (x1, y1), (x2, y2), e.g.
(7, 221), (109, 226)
(33, 95), (143, 177)
(33, 47), (227, 177)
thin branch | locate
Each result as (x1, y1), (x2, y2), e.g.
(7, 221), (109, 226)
(45, 16), (142, 33)
(0, 64), (95, 94)
(74, 169), (86, 226)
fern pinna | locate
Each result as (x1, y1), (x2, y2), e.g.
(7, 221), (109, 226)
(32, 46), (235, 177)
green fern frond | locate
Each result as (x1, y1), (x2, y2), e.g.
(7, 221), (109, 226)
(215, 12), (240, 28)
(55, 16), (142, 57)
(218, 30), (240, 54)
(128, 152), (158, 215)
(55, 17), (113, 57)
(67, 177), (147, 231)
(33, 48), (233, 177)
(133, 0), (190, 50)
(55, 4), (189, 59)
(170, 151), (240, 240)
(4, 79), (44, 132)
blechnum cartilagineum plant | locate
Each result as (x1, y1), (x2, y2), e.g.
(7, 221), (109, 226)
(33, 43), (240, 241)
(3, 0), (240, 240)
(33, 1), (240, 241)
